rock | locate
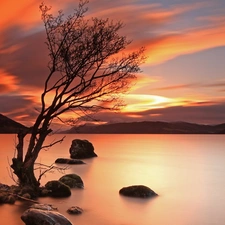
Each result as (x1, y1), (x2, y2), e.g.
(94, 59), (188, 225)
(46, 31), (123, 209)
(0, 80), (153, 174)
(45, 180), (71, 197)
(0, 192), (16, 204)
(59, 174), (84, 188)
(119, 185), (158, 198)
(69, 139), (97, 159)
(19, 185), (38, 199)
(22, 193), (31, 199)
(30, 203), (57, 211)
(39, 187), (50, 197)
(21, 208), (73, 225)
(67, 206), (83, 215)
(55, 158), (85, 164)
(0, 183), (10, 191)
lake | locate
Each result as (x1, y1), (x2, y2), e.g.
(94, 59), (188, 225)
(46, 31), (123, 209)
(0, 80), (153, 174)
(0, 134), (225, 225)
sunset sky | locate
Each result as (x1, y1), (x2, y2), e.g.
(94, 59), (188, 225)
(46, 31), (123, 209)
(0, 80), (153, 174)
(1, 0), (225, 128)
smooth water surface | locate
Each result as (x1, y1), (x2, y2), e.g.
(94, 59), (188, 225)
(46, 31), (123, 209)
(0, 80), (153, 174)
(0, 134), (225, 225)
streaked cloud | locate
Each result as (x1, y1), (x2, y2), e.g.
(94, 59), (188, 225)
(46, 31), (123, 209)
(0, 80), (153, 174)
(0, 0), (225, 126)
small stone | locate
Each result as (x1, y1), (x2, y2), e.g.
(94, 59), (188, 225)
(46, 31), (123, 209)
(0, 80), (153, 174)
(67, 206), (83, 215)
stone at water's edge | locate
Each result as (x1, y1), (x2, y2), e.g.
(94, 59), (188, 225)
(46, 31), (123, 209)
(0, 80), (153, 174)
(119, 185), (158, 198)
(67, 206), (83, 215)
(59, 174), (84, 188)
(69, 139), (97, 159)
(55, 158), (85, 164)
(45, 180), (71, 197)
(21, 208), (73, 225)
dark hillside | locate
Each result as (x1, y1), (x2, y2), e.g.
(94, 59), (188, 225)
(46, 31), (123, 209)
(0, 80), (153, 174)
(0, 114), (28, 133)
(65, 121), (225, 134)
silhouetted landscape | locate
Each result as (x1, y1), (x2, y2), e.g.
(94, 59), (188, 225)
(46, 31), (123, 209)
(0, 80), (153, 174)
(1, 113), (225, 134)
(0, 114), (28, 133)
(65, 121), (225, 134)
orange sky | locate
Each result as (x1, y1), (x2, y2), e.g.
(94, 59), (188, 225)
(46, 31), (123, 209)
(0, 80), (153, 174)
(1, 0), (225, 127)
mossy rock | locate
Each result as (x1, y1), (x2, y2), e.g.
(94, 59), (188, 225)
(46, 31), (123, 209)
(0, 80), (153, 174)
(19, 185), (38, 199)
(59, 174), (84, 189)
(119, 185), (158, 198)
(45, 180), (71, 197)
(0, 192), (16, 204)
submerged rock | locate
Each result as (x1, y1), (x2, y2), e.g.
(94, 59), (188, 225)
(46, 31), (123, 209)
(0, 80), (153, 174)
(21, 208), (73, 225)
(119, 185), (158, 198)
(55, 158), (85, 164)
(30, 203), (57, 211)
(67, 206), (83, 215)
(69, 139), (97, 159)
(59, 174), (84, 189)
(45, 180), (71, 197)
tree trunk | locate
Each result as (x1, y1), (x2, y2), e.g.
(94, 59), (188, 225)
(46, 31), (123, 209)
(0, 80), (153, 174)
(11, 157), (40, 188)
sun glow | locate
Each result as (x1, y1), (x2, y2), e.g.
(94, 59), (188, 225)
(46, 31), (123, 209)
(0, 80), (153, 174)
(122, 94), (174, 112)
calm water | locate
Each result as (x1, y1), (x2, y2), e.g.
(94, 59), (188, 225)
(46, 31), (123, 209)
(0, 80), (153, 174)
(0, 134), (225, 225)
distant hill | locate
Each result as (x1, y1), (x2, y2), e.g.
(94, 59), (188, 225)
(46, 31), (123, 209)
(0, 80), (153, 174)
(64, 121), (225, 134)
(0, 114), (28, 133)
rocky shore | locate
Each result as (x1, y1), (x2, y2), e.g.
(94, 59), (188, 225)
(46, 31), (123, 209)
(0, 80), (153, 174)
(0, 138), (157, 225)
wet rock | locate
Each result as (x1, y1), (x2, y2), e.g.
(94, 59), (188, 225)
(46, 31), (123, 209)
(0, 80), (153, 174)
(21, 208), (73, 225)
(45, 180), (71, 197)
(67, 206), (83, 215)
(0, 192), (16, 204)
(22, 193), (31, 199)
(0, 183), (10, 191)
(19, 185), (38, 199)
(39, 187), (50, 197)
(69, 139), (97, 159)
(59, 174), (84, 189)
(55, 158), (85, 164)
(119, 185), (158, 198)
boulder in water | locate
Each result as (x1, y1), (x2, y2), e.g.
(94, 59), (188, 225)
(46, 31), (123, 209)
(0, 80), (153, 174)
(21, 208), (72, 225)
(69, 139), (97, 159)
(119, 185), (158, 198)
(59, 174), (84, 189)
(45, 180), (71, 197)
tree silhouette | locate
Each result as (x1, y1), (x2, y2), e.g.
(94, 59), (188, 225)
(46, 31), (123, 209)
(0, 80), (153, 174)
(11, 0), (145, 191)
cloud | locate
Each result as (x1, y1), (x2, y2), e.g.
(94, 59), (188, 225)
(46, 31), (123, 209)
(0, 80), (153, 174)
(0, 29), (49, 88)
(1, 0), (225, 126)
(153, 83), (198, 91)
(88, 101), (225, 125)
(0, 94), (39, 125)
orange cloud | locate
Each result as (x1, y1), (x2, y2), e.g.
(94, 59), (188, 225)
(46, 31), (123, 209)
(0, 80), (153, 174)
(0, 1), (41, 30)
(143, 21), (225, 65)
(0, 70), (19, 93)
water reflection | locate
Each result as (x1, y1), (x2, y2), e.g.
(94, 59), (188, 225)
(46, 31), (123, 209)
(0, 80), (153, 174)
(1, 134), (225, 225)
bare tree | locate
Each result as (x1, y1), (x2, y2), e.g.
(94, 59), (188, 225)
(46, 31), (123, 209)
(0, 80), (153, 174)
(11, 0), (145, 191)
